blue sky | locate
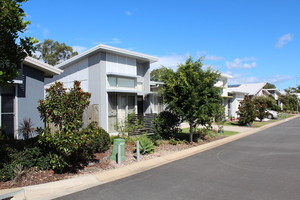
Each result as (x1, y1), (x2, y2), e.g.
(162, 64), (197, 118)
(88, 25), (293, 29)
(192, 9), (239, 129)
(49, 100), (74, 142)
(22, 0), (300, 90)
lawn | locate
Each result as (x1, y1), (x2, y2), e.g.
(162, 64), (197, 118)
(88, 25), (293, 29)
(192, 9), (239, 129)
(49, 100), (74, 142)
(181, 128), (239, 137)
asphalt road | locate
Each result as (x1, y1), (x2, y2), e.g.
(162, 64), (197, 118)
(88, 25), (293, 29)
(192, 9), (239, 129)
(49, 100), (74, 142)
(56, 118), (300, 200)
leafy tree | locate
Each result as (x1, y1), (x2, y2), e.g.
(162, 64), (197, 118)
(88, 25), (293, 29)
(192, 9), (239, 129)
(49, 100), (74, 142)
(37, 81), (110, 172)
(253, 96), (274, 121)
(263, 83), (276, 89)
(285, 85), (300, 93)
(162, 57), (222, 143)
(153, 110), (181, 139)
(238, 96), (256, 126)
(38, 81), (91, 135)
(0, 0), (37, 85)
(34, 39), (78, 66)
(279, 93), (298, 112)
(150, 66), (173, 81)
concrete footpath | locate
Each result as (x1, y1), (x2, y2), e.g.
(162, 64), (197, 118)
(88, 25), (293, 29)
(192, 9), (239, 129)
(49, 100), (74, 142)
(1, 115), (299, 200)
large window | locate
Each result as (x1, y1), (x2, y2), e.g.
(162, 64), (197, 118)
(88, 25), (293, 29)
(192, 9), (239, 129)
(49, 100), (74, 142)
(108, 76), (136, 88)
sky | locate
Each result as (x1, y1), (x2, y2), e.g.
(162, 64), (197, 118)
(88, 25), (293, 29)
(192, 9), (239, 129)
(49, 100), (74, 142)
(21, 0), (300, 90)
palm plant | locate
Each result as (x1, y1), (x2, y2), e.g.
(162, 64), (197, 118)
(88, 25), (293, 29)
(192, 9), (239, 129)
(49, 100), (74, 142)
(18, 118), (35, 139)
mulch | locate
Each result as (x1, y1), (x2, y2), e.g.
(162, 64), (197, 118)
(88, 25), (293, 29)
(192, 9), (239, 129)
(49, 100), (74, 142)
(0, 137), (224, 190)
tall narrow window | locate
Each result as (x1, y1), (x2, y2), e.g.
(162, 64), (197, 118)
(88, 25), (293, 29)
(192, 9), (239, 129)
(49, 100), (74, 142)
(1, 86), (15, 138)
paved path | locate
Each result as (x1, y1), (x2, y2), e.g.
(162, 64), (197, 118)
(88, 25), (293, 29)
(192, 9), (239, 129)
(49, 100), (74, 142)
(180, 122), (255, 132)
(56, 117), (300, 200)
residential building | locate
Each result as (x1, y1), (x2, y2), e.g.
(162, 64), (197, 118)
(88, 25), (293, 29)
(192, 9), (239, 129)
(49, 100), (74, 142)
(45, 45), (159, 134)
(215, 73), (233, 117)
(226, 83), (266, 118)
(0, 57), (62, 139)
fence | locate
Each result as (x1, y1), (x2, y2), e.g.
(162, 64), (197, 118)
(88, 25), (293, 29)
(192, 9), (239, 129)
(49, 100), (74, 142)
(48, 104), (100, 133)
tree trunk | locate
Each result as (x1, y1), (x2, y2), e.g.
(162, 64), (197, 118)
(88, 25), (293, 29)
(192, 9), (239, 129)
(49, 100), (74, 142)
(189, 122), (193, 143)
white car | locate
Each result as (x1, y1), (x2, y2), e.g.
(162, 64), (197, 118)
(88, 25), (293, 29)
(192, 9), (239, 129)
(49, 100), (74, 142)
(266, 109), (278, 119)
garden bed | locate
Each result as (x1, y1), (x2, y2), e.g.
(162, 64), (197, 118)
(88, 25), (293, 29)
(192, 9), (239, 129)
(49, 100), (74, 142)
(0, 133), (235, 190)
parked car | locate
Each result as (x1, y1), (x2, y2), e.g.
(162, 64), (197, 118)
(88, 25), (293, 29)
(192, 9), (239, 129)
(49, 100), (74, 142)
(266, 109), (278, 119)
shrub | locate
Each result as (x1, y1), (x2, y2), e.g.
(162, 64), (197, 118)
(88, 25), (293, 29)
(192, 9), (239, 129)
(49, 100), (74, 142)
(153, 111), (181, 139)
(133, 135), (155, 155)
(194, 128), (217, 142)
(38, 122), (110, 172)
(81, 122), (110, 154)
(238, 96), (256, 126)
(168, 138), (186, 145)
(18, 118), (35, 139)
(0, 138), (51, 181)
(115, 113), (144, 136)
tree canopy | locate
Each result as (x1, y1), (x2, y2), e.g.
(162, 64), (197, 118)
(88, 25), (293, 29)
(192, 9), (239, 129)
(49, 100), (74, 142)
(238, 95), (256, 126)
(285, 85), (300, 93)
(253, 96), (275, 121)
(150, 66), (173, 82)
(263, 83), (276, 89)
(162, 57), (222, 143)
(34, 39), (78, 66)
(0, 0), (37, 85)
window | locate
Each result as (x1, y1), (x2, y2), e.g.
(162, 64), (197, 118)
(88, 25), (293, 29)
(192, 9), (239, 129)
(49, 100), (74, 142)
(108, 77), (117, 87)
(108, 76), (136, 88)
(118, 78), (135, 88)
(153, 95), (163, 113)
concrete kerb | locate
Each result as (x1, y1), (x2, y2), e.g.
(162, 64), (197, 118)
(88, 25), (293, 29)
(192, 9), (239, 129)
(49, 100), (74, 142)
(6, 115), (300, 200)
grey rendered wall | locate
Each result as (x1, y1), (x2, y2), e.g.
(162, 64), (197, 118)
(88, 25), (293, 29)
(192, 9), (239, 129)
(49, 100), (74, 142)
(17, 65), (45, 133)
(88, 53), (108, 131)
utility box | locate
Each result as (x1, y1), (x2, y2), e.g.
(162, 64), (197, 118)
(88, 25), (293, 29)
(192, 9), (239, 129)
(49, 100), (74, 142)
(110, 138), (126, 162)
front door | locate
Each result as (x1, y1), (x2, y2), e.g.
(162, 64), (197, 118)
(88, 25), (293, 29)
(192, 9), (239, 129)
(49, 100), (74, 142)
(137, 96), (144, 115)
(108, 93), (117, 132)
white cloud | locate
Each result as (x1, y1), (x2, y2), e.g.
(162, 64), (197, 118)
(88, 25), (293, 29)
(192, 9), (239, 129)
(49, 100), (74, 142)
(43, 28), (49, 38)
(102, 37), (122, 45)
(125, 11), (132, 16)
(196, 51), (224, 61)
(266, 75), (293, 83)
(227, 72), (293, 85)
(275, 33), (293, 48)
(205, 55), (224, 61)
(151, 53), (189, 69)
(228, 76), (261, 85)
(72, 46), (87, 53)
(226, 57), (257, 69)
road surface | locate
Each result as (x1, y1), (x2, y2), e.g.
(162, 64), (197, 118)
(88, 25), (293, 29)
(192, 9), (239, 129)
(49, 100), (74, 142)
(56, 117), (300, 200)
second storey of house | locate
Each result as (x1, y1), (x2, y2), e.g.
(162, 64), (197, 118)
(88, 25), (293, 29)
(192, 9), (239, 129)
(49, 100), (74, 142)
(45, 45), (158, 99)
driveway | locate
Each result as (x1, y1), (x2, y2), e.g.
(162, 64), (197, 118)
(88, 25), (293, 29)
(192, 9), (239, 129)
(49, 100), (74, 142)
(56, 117), (300, 200)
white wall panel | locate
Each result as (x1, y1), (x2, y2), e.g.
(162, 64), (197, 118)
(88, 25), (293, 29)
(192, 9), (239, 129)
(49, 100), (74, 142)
(106, 53), (137, 75)
(44, 58), (89, 92)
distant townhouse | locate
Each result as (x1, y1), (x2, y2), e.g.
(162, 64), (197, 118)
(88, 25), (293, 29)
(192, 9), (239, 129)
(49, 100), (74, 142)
(225, 82), (283, 118)
(0, 57), (62, 139)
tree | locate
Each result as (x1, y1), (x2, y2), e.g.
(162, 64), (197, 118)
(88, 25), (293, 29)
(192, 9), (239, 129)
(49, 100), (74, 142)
(238, 96), (256, 126)
(253, 96), (274, 121)
(34, 39), (78, 66)
(279, 93), (298, 112)
(285, 86), (300, 93)
(162, 57), (222, 143)
(263, 83), (276, 89)
(38, 81), (91, 135)
(0, 0), (37, 85)
(150, 66), (173, 81)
